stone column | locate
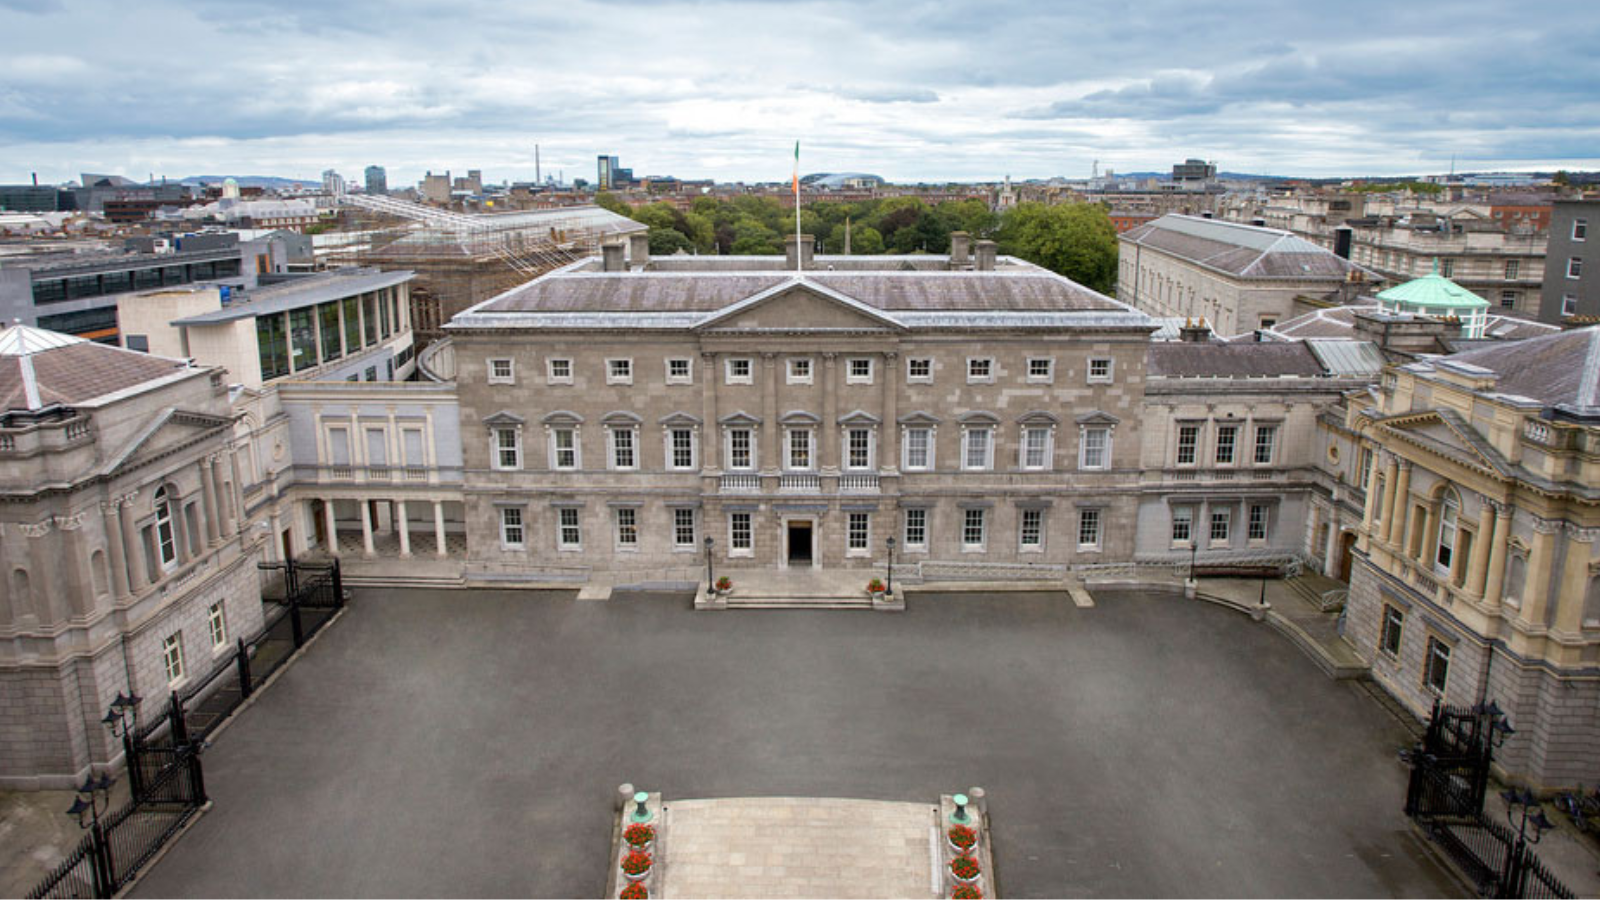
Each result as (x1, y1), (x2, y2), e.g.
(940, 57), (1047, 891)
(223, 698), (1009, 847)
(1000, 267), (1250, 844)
(1361, 449), (1382, 530)
(212, 454), (233, 535)
(760, 353), (779, 473)
(269, 511), (283, 562)
(200, 457), (221, 546)
(1483, 503), (1509, 606)
(229, 449), (246, 537)
(1520, 520), (1558, 623)
(1554, 525), (1595, 633)
(1466, 501), (1497, 597)
(1418, 501), (1438, 568)
(397, 500), (412, 558)
(323, 499), (339, 557)
(118, 494), (145, 591)
(820, 353), (838, 472)
(700, 352), (719, 470)
(360, 500), (375, 557)
(434, 501), (448, 557)
(1379, 457), (1400, 543)
(1389, 462), (1412, 550)
(1324, 512), (1340, 572)
(102, 500), (130, 600)
(880, 351), (899, 471)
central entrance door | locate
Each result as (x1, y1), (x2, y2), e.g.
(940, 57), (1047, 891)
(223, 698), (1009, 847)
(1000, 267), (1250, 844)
(787, 521), (813, 566)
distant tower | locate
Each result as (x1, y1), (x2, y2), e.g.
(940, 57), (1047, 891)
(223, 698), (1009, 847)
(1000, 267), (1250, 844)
(221, 177), (241, 200)
(364, 165), (387, 195)
(322, 169), (346, 197)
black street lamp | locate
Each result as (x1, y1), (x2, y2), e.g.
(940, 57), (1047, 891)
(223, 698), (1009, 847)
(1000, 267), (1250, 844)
(703, 535), (714, 589)
(1502, 788), (1554, 846)
(67, 772), (115, 830)
(885, 536), (896, 597)
(100, 691), (141, 738)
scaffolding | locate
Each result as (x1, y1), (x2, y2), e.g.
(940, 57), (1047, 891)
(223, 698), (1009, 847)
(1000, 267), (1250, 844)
(335, 195), (644, 340)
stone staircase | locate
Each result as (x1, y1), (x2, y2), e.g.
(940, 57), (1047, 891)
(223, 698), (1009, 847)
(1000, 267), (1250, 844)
(708, 569), (879, 610)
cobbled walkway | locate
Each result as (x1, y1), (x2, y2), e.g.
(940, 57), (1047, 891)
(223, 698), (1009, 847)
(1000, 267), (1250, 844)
(660, 797), (940, 899)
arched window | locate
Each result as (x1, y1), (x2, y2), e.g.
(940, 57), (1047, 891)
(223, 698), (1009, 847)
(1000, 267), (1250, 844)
(154, 487), (178, 569)
(1435, 489), (1460, 576)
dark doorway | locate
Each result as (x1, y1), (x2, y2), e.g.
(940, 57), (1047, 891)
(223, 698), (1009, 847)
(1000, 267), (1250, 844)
(1338, 531), (1357, 582)
(280, 528), (293, 562)
(311, 500), (328, 549)
(787, 522), (813, 565)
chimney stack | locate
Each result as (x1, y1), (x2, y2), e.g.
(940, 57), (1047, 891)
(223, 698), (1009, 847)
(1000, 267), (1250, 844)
(974, 240), (998, 271)
(601, 241), (625, 272)
(949, 231), (971, 268)
(627, 231), (650, 267)
(785, 233), (815, 271)
(31, 172), (38, 186)
(1179, 317), (1211, 343)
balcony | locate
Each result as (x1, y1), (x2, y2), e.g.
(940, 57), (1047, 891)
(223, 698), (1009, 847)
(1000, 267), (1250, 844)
(720, 473), (760, 494)
(779, 473), (821, 493)
(839, 473), (880, 494)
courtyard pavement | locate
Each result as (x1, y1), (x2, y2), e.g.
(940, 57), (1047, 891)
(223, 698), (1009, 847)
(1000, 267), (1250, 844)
(129, 587), (1460, 898)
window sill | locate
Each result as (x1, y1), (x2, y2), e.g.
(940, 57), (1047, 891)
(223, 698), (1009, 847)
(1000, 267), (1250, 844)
(1076, 544), (1102, 553)
(556, 545), (582, 553)
(846, 550), (871, 558)
(729, 549), (755, 558)
(547, 379), (573, 386)
(1020, 546), (1044, 554)
(960, 545), (986, 554)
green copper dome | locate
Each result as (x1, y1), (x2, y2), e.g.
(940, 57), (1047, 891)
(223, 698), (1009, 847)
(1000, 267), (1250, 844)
(1375, 270), (1489, 311)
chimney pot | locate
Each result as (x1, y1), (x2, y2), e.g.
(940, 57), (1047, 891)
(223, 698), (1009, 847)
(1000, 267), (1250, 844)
(949, 231), (972, 268)
(627, 232), (650, 266)
(974, 240), (998, 271)
(785, 233), (815, 271)
(601, 241), (625, 272)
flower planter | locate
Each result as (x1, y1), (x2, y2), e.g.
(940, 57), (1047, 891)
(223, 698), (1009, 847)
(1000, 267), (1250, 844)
(623, 868), (651, 883)
(947, 836), (977, 855)
(948, 857), (981, 884)
(625, 841), (654, 855)
(947, 824), (978, 856)
(869, 590), (886, 602)
(620, 850), (653, 883)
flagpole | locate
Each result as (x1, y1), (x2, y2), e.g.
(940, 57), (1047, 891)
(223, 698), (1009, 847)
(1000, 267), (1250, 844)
(794, 141), (802, 278)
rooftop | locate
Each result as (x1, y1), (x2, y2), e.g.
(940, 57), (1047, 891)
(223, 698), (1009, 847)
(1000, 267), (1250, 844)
(1147, 341), (1329, 379)
(170, 267), (414, 325)
(1121, 214), (1369, 280)
(0, 323), (192, 412)
(1438, 326), (1600, 412)
(1376, 271), (1489, 310)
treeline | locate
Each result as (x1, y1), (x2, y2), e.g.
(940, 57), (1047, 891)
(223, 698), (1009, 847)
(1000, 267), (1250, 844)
(593, 192), (1119, 294)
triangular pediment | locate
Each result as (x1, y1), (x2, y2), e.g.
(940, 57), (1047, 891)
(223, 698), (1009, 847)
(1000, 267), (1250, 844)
(695, 280), (905, 333)
(102, 408), (232, 477)
(1379, 409), (1509, 476)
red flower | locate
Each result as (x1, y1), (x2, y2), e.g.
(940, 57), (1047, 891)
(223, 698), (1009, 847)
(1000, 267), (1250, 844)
(948, 824), (977, 849)
(715, 576), (732, 591)
(867, 578), (885, 592)
(620, 882), (648, 899)
(623, 823), (655, 847)
(620, 850), (652, 876)
(949, 856), (981, 880)
(951, 884), (983, 899)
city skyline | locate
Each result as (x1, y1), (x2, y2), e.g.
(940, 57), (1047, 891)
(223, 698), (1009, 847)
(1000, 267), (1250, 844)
(1, 0), (1597, 186)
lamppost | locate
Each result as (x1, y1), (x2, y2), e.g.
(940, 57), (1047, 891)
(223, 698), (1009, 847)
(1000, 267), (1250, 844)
(703, 535), (714, 589)
(1500, 787), (1554, 895)
(66, 771), (117, 897)
(101, 691), (142, 799)
(885, 536), (896, 598)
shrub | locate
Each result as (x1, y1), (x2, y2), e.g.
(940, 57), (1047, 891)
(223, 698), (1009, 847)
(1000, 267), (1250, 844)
(623, 823), (655, 847)
(951, 884), (983, 900)
(867, 578), (885, 592)
(949, 855), (981, 880)
(619, 883), (648, 900)
(620, 850), (652, 876)
(948, 824), (977, 850)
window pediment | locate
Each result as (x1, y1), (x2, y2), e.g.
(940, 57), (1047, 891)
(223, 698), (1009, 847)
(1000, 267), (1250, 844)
(779, 410), (821, 426)
(540, 410), (584, 426)
(601, 410), (643, 426)
(482, 410), (526, 428)
(956, 410), (1000, 426)
(837, 409), (881, 426)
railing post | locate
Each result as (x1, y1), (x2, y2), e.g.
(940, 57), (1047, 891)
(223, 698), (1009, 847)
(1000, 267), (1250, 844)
(186, 745), (208, 807)
(331, 558), (344, 608)
(122, 727), (143, 802)
(169, 690), (188, 748)
(289, 594), (305, 647)
(90, 817), (115, 899)
(236, 636), (253, 699)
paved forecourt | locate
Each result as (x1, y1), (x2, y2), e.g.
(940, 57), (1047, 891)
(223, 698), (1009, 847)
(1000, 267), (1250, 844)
(130, 587), (1459, 898)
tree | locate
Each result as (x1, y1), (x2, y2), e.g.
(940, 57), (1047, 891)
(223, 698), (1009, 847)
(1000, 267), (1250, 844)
(647, 228), (695, 256)
(850, 226), (885, 255)
(1553, 170), (1571, 187)
(997, 202), (1118, 294)
(594, 192), (630, 215)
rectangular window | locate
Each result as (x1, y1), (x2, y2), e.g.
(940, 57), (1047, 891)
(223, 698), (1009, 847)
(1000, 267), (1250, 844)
(1248, 504), (1268, 541)
(1425, 636), (1451, 694)
(726, 358), (753, 384)
(730, 512), (753, 551)
(552, 429), (577, 469)
(673, 508), (696, 548)
(1019, 508), (1043, 549)
(1380, 605), (1404, 658)
(1215, 425), (1237, 464)
(319, 302), (342, 362)
(1254, 425), (1276, 465)
(904, 508), (927, 548)
(402, 429), (425, 468)
(907, 358), (932, 382)
(616, 508), (638, 548)
(1078, 508), (1101, 548)
(848, 512), (869, 551)
(1027, 357), (1054, 381)
(787, 358), (812, 384)
(728, 429), (753, 470)
(671, 429), (696, 469)
(494, 428), (520, 470)
(256, 314), (289, 380)
(607, 358), (633, 385)
(962, 508), (986, 548)
(666, 358), (692, 383)
(289, 307), (316, 371)
(547, 358), (572, 383)
(1569, 257), (1583, 279)
(1088, 358), (1113, 383)
(208, 603), (227, 649)
(1574, 218), (1588, 242)
(501, 507), (525, 548)
(1360, 447), (1374, 489)
(327, 427), (351, 466)
(342, 295), (360, 353)
(904, 428), (931, 470)
(1500, 290), (1517, 308)
(967, 358), (993, 382)
(847, 428), (872, 469)
(963, 428), (991, 470)
(611, 428), (636, 469)
(847, 358), (873, 383)
(488, 358), (514, 384)
(1210, 509), (1231, 542)
(1022, 427), (1050, 469)
(1504, 260), (1519, 280)
(1080, 428), (1108, 469)
(557, 507), (581, 549)
(1176, 425), (1199, 466)
(1440, 259), (1454, 278)
(788, 429), (812, 470)
(1171, 507), (1193, 543)
(162, 633), (185, 685)
(1563, 293), (1579, 317)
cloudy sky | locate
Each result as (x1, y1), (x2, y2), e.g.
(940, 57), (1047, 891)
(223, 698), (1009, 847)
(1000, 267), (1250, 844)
(1, 0), (1597, 187)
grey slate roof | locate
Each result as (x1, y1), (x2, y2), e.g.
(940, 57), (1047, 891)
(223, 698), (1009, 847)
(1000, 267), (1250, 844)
(1121, 214), (1366, 280)
(1438, 326), (1600, 409)
(1147, 341), (1327, 378)
(0, 324), (192, 412)
(171, 268), (414, 325)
